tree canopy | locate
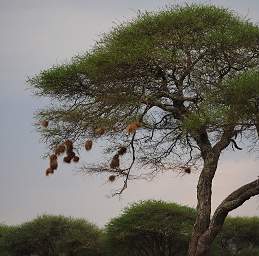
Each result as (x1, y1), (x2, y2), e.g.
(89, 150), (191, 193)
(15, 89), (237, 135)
(29, 4), (259, 256)
(2, 215), (103, 256)
(29, 5), (259, 178)
(216, 216), (259, 255)
(105, 200), (196, 256)
(104, 201), (259, 256)
(1, 204), (259, 256)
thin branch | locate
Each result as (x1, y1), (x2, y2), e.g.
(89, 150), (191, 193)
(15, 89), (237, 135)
(113, 132), (136, 195)
(213, 125), (237, 154)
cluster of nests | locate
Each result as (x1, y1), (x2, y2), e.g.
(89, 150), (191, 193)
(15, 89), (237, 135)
(41, 120), (194, 181)
(42, 120), (142, 178)
(41, 120), (91, 176)
(45, 140), (80, 176)
(45, 139), (94, 176)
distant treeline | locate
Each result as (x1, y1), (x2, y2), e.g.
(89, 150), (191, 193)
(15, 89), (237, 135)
(1, 201), (259, 256)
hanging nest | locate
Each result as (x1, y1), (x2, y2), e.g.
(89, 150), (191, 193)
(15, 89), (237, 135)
(85, 140), (93, 151)
(126, 121), (141, 134)
(184, 167), (191, 174)
(67, 151), (76, 159)
(73, 156), (80, 162)
(110, 154), (120, 169)
(108, 175), (116, 182)
(63, 156), (72, 163)
(117, 146), (127, 156)
(40, 120), (49, 128)
(49, 154), (58, 170)
(50, 154), (57, 160)
(54, 144), (66, 155)
(45, 154), (57, 176)
(45, 168), (54, 176)
(64, 140), (73, 152)
(95, 127), (106, 136)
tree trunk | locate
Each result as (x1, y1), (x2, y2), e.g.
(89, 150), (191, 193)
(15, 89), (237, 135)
(188, 153), (219, 256)
(188, 173), (259, 256)
(187, 124), (258, 255)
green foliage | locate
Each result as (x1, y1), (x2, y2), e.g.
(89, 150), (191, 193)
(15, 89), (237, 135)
(1, 204), (259, 255)
(182, 69), (259, 132)
(57, 218), (104, 256)
(105, 200), (196, 256)
(214, 216), (259, 255)
(104, 201), (259, 256)
(0, 224), (13, 256)
(28, 5), (259, 252)
(28, 4), (259, 155)
(29, 5), (259, 97)
(3, 215), (103, 256)
(219, 70), (259, 121)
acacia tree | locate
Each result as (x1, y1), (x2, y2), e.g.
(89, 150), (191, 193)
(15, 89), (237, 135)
(29, 5), (259, 256)
(3, 215), (103, 256)
(105, 200), (196, 256)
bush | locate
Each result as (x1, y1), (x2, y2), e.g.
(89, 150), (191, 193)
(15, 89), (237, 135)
(0, 224), (14, 256)
(1, 203), (259, 255)
(3, 215), (103, 256)
(105, 200), (196, 256)
(214, 216), (259, 255)
(105, 200), (259, 256)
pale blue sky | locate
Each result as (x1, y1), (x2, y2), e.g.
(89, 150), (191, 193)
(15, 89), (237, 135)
(0, 0), (259, 226)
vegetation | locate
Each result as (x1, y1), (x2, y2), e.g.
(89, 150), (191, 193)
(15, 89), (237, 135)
(28, 4), (259, 255)
(105, 200), (196, 256)
(1, 215), (102, 256)
(104, 201), (259, 256)
(1, 201), (259, 255)
(215, 217), (259, 255)
(0, 224), (13, 256)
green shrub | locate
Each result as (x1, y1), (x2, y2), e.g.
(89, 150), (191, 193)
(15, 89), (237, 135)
(3, 215), (103, 256)
(0, 224), (13, 256)
(105, 200), (196, 256)
(214, 216), (259, 255)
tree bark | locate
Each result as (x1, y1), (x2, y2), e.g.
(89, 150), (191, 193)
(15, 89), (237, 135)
(188, 126), (238, 256)
(188, 152), (219, 256)
(189, 177), (259, 256)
